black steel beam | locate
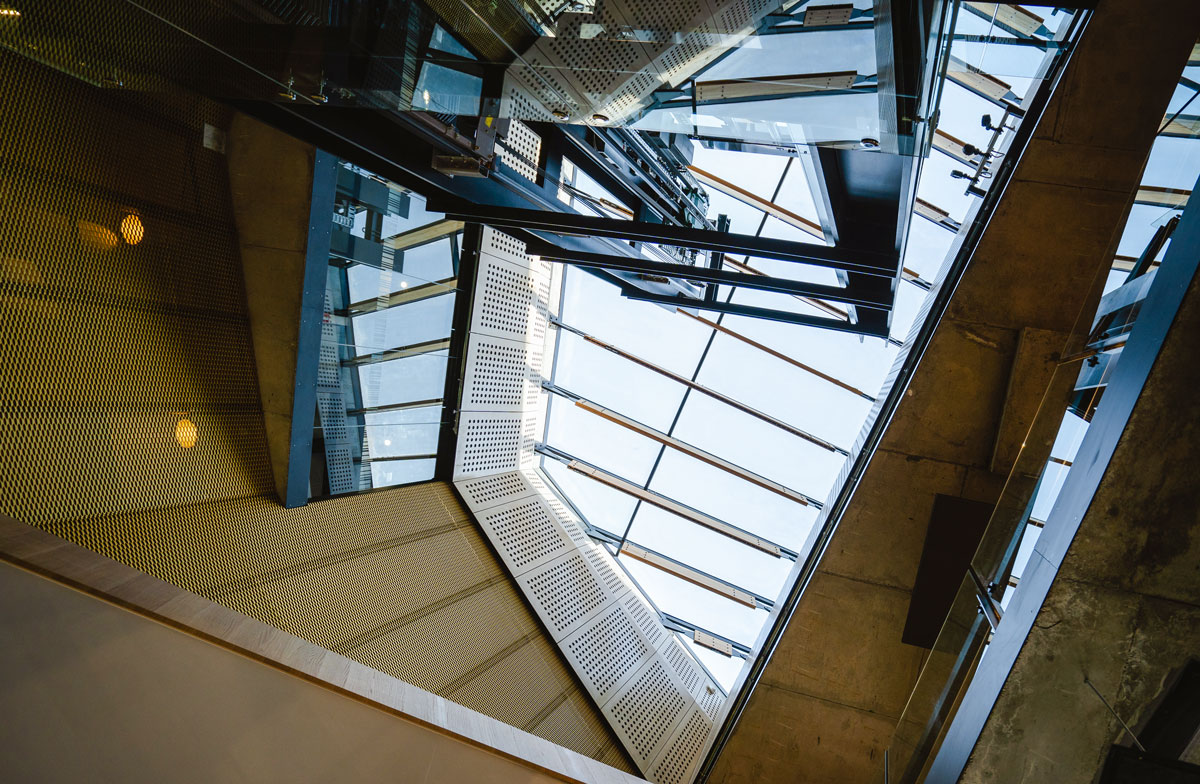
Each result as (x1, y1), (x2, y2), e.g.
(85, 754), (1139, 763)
(435, 222), (480, 481)
(427, 199), (898, 274)
(616, 284), (888, 337)
(527, 240), (892, 310)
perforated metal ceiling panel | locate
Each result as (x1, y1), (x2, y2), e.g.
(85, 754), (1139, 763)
(453, 227), (725, 783)
(500, 0), (782, 125)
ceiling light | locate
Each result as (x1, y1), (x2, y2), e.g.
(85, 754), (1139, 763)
(119, 213), (144, 245)
(175, 418), (198, 448)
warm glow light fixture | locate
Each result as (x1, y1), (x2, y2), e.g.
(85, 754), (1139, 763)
(0, 8), (20, 17)
(175, 418), (198, 448)
(120, 213), (144, 245)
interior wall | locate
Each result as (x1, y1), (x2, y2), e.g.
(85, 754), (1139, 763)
(0, 50), (629, 771)
(0, 559), (600, 784)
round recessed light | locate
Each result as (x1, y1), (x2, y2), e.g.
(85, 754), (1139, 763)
(175, 418), (198, 448)
(120, 213), (144, 245)
(591, 113), (609, 123)
(860, 137), (881, 150)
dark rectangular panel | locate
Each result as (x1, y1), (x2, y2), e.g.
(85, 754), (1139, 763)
(1098, 745), (1200, 784)
(902, 494), (993, 648)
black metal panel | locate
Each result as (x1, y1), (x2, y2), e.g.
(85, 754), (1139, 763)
(1098, 746), (1200, 784)
(1140, 660), (1200, 759)
(902, 494), (994, 648)
(434, 222), (481, 481)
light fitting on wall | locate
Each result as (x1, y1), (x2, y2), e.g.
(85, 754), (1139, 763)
(175, 418), (198, 449)
(119, 212), (144, 245)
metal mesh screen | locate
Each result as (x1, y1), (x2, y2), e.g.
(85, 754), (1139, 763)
(0, 48), (629, 771)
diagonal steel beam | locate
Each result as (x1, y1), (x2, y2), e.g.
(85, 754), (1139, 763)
(619, 541), (771, 610)
(527, 240), (890, 310)
(341, 337), (451, 367)
(340, 276), (457, 315)
(426, 198), (899, 274)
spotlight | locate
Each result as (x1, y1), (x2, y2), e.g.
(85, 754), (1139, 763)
(175, 418), (198, 449)
(119, 213), (144, 245)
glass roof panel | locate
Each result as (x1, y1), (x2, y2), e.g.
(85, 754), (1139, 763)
(646, 450), (820, 551)
(625, 504), (793, 599)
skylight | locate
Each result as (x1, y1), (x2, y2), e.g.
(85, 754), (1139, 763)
(535, 4), (1081, 690)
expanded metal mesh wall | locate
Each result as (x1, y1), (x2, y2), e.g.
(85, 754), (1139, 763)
(454, 227), (726, 783)
(502, 0), (780, 125)
(0, 51), (629, 771)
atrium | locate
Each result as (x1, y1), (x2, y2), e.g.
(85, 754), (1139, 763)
(1, 1), (1199, 783)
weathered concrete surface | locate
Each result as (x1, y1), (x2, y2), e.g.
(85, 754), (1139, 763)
(227, 115), (320, 506)
(709, 2), (1200, 781)
(959, 234), (1200, 784)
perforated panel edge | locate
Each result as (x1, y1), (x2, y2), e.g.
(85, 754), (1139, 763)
(451, 227), (725, 781)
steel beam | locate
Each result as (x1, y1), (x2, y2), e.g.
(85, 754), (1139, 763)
(425, 199), (899, 275)
(1134, 186), (1190, 209)
(620, 542), (771, 609)
(527, 241), (890, 310)
(562, 457), (793, 558)
(947, 56), (1022, 107)
(340, 277), (457, 315)
(616, 285), (887, 337)
(660, 613), (752, 658)
(1161, 113), (1200, 139)
(686, 165), (824, 239)
(384, 218), (464, 252)
(722, 257), (850, 320)
(341, 337), (451, 367)
(346, 397), (443, 416)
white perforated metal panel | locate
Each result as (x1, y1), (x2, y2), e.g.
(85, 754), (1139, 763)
(564, 602), (655, 703)
(479, 495), (575, 573)
(462, 334), (542, 412)
(452, 227), (724, 782)
(649, 707), (713, 784)
(454, 413), (525, 478)
(607, 659), (690, 765)
(498, 119), (543, 183)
